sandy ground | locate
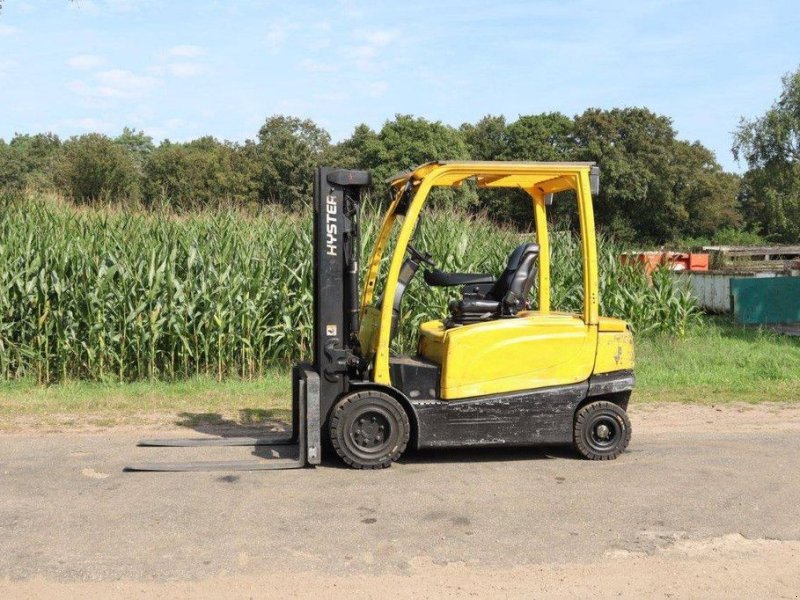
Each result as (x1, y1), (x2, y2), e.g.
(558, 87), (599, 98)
(1, 402), (799, 599)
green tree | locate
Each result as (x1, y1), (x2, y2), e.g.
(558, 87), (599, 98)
(375, 114), (475, 208)
(326, 123), (384, 171)
(573, 108), (738, 243)
(115, 127), (155, 172)
(572, 108), (674, 241)
(55, 133), (139, 203)
(502, 113), (575, 228)
(0, 133), (61, 197)
(460, 115), (534, 227)
(374, 114), (471, 182)
(256, 115), (330, 208)
(502, 112), (574, 161)
(733, 67), (800, 242)
(670, 141), (741, 238)
(460, 115), (508, 160)
(143, 137), (258, 210)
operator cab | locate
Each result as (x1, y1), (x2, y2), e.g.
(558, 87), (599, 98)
(380, 177), (541, 330)
(357, 161), (624, 400)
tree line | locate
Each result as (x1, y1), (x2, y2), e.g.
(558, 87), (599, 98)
(2, 67), (798, 244)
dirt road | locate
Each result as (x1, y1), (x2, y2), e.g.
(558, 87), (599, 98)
(1, 403), (799, 598)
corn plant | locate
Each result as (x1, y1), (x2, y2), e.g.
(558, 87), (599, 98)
(0, 196), (699, 383)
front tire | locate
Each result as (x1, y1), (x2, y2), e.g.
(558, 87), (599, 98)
(329, 391), (410, 469)
(573, 400), (631, 460)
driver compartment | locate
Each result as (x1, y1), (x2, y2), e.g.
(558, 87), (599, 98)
(356, 161), (615, 405)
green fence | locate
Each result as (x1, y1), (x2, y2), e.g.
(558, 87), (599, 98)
(730, 277), (800, 325)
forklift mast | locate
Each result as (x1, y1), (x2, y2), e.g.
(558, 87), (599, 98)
(312, 168), (371, 418)
(126, 167), (372, 472)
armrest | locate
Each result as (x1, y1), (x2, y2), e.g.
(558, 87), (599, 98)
(423, 269), (495, 287)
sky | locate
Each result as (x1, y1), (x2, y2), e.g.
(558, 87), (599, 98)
(0, 0), (798, 172)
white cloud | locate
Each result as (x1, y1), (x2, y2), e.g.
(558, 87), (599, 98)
(361, 30), (397, 47)
(298, 59), (337, 73)
(343, 29), (398, 70)
(61, 117), (115, 132)
(132, 117), (192, 142)
(314, 90), (348, 104)
(67, 54), (106, 70)
(68, 69), (158, 100)
(336, 0), (363, 18)
(266, 29), (286, 50)
(347, 45), (378, 62)
(166, 45), (205, 58)
(0, 60), (16, 80)
(265, 22), (291, 52)
(104, 0), (141, 13)
(365, 81), (389, 98)
(66, 81), (94, 96)
(68, 0), (100, 14)
(96, 69), (157, 97)
(17, 2), (37, 14)
(0, 24), (20, 36)
(167, 62), (205, 77)
(150, 46), (208, 79)
(69, 0), (153, 14)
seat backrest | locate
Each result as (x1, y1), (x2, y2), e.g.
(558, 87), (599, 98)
(488, 243), (540, 306)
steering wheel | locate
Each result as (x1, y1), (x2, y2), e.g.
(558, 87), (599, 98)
(407, 243), (436, 267)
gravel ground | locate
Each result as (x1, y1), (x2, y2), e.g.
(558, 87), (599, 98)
(1, 403), (799, 598)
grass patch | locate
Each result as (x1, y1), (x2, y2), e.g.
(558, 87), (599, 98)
(634, 317), (800, 403)
(0, 370), (291, 430)
(0, 317), (797, 430)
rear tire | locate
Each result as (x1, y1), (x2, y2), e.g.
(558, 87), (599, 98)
(329, 391), (410, 469)
(573, 400), (631, 460)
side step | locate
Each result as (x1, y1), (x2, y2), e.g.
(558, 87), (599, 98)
(124, 365), (321, 472)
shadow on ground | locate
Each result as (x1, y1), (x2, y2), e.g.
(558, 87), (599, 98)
(174, 411), (580, 467)
(175, 410), (292, 437)
(401, 444), (579, 464)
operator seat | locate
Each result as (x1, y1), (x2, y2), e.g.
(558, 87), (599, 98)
(447, 243), (540, 324)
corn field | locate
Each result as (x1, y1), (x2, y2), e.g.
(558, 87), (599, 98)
(0, 197), (699, 383)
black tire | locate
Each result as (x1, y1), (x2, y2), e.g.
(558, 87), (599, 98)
(329, 390), (410, 469)
(573, 400), (631, 460)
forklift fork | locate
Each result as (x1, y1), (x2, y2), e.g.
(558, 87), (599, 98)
(124, 365), (321, 472)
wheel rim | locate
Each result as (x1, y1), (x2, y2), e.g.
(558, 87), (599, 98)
(584, 413), (621, 453)
(345, 408), (397, 458)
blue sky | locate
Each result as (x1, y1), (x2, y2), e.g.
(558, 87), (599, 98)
(0, 0), (798, 172)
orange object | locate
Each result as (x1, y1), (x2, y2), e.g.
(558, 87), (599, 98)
(686, 253), (709, 271)
(620, 252), (709, 274)
(620, 252), (662, 275)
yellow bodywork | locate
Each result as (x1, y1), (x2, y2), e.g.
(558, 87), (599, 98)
(419, 313), (598, 399)
(595, 317), (635, 374)
(358, 305), (381, 360)
(357, 160), (634, 400)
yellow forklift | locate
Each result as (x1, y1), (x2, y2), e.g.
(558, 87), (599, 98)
(128, 161), (634, 472)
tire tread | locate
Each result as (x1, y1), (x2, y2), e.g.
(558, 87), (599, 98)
(573, 400), (631, 460)
(329, 391), (410, 469)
